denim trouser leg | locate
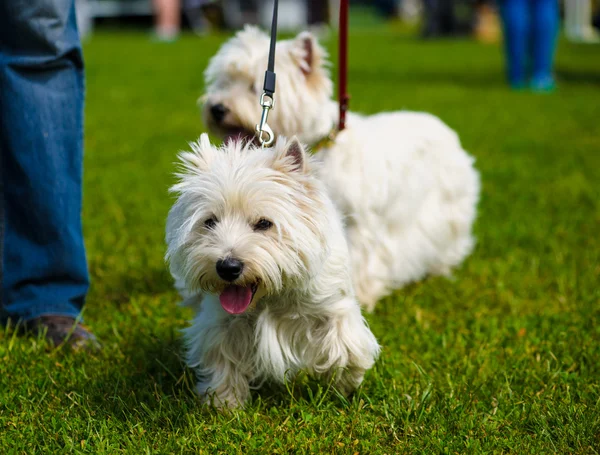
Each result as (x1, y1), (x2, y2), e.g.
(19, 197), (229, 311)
(0, 0), (88, 322)
(531, 0), (559, 86)
(499, 0), (530, 88)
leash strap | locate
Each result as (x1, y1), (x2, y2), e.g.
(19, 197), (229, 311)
(255, 0), (279, 147)
(257, 0), (349, 143)
(264, 0), (278, 96)
(338, 0), (350, 132)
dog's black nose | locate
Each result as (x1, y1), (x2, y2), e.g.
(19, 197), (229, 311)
(216, 257), (244, 282)
(210, 104), (228, 124)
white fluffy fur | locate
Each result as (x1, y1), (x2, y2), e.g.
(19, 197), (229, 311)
(201, 26), (481, 310)
(166, 135), (380, 409)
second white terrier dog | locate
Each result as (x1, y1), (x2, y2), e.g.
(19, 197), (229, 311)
(201, 27), (481, 310)
(166, 134), (380, 409)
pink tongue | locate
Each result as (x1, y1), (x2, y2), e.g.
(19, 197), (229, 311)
(219, 285), (253, 314)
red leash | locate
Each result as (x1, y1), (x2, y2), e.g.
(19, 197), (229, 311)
(338, 0), (350, 132)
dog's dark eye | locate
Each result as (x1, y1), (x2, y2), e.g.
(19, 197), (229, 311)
(204, 216), (218, 230)
(249, 83), (257, 94)
(253, 218), (273, 231)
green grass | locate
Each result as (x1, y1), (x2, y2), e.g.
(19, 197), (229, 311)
(1, 25), (600, 454)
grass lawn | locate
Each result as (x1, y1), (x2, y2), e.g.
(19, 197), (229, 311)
(1, 22), (599, 454)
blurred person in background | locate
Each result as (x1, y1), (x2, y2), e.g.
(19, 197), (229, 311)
(422, 0), (458, 37)
(473, 0), (502, 43)
(421, 0), (477, 38)
(498, 0), (559, 91)
(564, 0), (599, 42)
(0, 0), (98, 349)
(374, 0), (400, 18)
(184, 0), (209, 34)
(154, 0), (181, 41)
(399, 0), (423, 23)
(307, 0), (329, 26)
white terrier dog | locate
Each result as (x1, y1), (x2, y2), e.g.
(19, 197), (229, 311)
(201, 27), (481, 311)
(166, 134), (380, 409)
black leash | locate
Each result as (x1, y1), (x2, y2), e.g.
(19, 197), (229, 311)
(255, 0), (278, 147)
(264, 0), (278, 97)
(256, 0), (350, 145)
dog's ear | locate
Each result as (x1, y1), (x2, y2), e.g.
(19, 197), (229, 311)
(177, 133), (214, 174)
(273, 136), (307, 173)
(290, 32), (319, 76)
(285, 137), (306, 172)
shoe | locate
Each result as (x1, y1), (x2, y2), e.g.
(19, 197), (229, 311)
(530, 75), (556, 93)
(24, 316), (100, 351)
(566, 28), (600, 44)
(151, 27), (180, 43)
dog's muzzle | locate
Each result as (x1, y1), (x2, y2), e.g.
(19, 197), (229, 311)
(210, 103), (228, 124)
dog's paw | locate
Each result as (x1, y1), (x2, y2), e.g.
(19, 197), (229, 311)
(333, 366), (366, 397)
(196, 381), (247, 410)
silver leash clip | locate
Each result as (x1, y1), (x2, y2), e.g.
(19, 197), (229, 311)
(255, 92), (275, 147)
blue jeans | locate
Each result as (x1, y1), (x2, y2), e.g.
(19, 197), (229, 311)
(499, 0), (559, 89)
(0, 0), (88, 322)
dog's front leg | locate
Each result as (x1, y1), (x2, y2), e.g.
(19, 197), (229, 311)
(194, 348), (251, 410)
(185, 303), (255, 409)
(316, 299), (381, 396)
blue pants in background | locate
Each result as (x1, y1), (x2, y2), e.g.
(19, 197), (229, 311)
(0, 0), (88, 322)
(499, 0), (559, 90)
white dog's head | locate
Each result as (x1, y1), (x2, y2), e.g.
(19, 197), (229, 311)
(201, 26), (334, 145)
(166, 134), (331, 314)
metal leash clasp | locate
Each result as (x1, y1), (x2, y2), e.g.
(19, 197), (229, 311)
(255, 92), (275, 147)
